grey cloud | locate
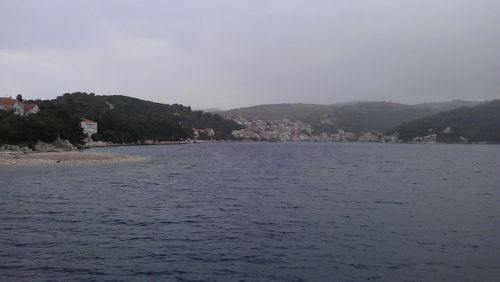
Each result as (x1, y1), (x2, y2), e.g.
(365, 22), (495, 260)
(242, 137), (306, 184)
(0, 0), (499, 109)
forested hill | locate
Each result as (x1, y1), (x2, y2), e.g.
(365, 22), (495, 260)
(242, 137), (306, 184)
(216, 100), (481, 121)
(0, 92), (239, 145)
(387, 100), (500, 143)
(216, 100), (483, 134)
(304, 102), (435, 133)
(218, 102), (436, 133)
(412, 100), (482, 112)
(217, 103), (333, 121)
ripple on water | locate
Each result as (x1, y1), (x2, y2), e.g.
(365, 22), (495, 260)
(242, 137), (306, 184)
(0, 143), (499, 281)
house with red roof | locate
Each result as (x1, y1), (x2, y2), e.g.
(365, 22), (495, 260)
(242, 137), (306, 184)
(0, 97), (24, 115)
(23, 103), (39, 115)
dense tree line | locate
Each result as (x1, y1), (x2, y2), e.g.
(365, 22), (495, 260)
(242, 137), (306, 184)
(0, 92), (240, 146)
(305, 102), (435, 134)
(387, 100), (500, 143)
(0, 109), (85, 146)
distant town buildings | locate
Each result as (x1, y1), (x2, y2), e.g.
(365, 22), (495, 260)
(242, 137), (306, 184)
(81, 118), (98, 143)
(193, 128), (215, 139)
(231, 117), (401, 143)
(0, 97), (39, 116)
(332, 129), (355, 142)
(357, 132), (381, 142)
(231, 117), (314, 141)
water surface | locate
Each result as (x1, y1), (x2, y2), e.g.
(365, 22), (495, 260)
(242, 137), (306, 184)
(1, 143), (499, 281)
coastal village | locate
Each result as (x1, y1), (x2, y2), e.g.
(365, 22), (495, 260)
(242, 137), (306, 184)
(77, 115), (464, 145)
(0, 96), (468, 145)
(228, 116), (467, 143)
(230, 116), (402, 143)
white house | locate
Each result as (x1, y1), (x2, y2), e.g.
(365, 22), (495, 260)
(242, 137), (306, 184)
(0, 97), (24, 115)
(205, 128), (215, 137)
(81, 118), (98, 142)
(193, 128), (215, 139)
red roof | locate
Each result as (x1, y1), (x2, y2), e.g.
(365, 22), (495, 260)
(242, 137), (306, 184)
(81, 118), (97, 124)
(23, 103), (37, 113)
(0, 97), (18, 106)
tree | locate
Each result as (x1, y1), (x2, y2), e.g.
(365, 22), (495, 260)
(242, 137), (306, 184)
(16, 94), (23, 102)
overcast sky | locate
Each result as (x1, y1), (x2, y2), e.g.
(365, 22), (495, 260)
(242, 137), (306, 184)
(1, 0), (499, 109)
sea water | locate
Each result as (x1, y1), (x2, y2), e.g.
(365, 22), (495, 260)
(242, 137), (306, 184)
(1, 143), (499, 281)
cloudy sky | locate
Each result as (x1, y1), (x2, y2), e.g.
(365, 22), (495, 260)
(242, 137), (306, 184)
(0, 0), (499, 109)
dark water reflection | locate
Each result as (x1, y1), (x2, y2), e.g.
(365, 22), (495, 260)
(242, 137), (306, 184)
(1, 143), (499, 281)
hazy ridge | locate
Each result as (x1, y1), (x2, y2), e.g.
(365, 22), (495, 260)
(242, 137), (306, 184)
(216, 100), (486, 134)
(388, 99), (500, 143)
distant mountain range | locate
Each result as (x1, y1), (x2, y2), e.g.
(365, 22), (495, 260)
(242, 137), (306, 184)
(215, 100), (485, 134)
(216, 103), (332, 121)
(412, 100), (482, 112)
(215, 100), (483, 120)
(202, 108), (223, 113)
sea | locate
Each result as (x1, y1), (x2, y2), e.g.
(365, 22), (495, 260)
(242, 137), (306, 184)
(0, 142), (499, 281)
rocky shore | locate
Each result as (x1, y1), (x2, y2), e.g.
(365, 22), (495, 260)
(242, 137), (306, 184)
(0, 140), (140, 166)
(0, 138), (76, 153)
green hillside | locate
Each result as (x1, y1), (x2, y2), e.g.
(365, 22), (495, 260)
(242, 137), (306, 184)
(219, 102), (439, 133)
(305, 102), (435, 133)
(218, 100), (488, 134)
(388, 100), (500, 143)
(412, 100), (482, 112)
(219, 103), (333, 121)
(0, 92), (239, 145)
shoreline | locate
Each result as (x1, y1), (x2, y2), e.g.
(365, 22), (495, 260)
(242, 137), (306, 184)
(89, 139), (497, 147)
(0, 151), (142, 166)
(1, 140), (497, 166)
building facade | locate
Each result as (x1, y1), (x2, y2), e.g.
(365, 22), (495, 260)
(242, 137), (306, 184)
(81, 118), (98, 143)
(0, 97), (24, 115)
(23, 104), (39, 115)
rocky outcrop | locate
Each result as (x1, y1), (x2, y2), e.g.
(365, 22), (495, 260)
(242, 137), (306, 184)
(0, 144), (32, 153)
(34, 139), (75, 152)
(1, 138), (76, 153)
